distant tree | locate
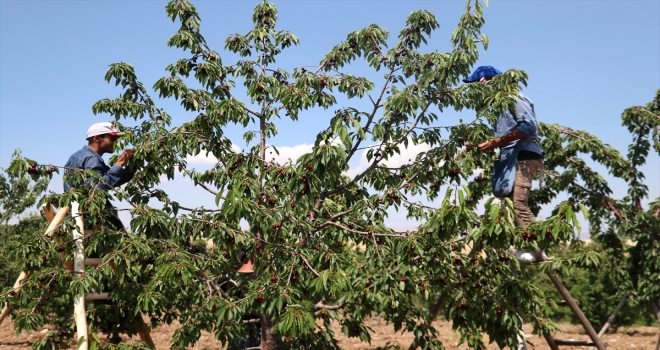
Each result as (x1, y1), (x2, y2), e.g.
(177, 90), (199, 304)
(0, 214), (47, 288)
(528, 241), (656, 330)
(532, 89), (660, 331)
(0, 150), (50, 245)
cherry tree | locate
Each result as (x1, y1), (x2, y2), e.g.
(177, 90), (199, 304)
(3, 0), (658, 349)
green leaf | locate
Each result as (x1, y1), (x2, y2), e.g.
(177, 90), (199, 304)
(339, 125), (352, 150)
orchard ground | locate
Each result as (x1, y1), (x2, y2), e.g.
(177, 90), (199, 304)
(1, 317), (657, 350)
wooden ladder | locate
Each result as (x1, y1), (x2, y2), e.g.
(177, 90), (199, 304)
(533, 252), (607, 350)
(1, 204), (155, 349)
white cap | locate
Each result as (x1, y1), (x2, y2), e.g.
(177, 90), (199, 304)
(86, 122), (125, 139)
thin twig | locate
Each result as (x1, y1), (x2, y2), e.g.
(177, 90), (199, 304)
(299, 255), (321, 277)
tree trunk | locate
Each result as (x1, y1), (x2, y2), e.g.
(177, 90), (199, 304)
(260, 313), (277, 350)
(3, 219), (9, 246)
(259, 114), (266, 165)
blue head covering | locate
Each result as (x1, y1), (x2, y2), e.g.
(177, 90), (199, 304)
(463, 66), (502, 83)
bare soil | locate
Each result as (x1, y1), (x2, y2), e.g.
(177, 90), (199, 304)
(1, 316), (658, 349)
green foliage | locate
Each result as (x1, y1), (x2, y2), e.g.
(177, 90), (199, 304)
(2, 0), (658, 348)
(526, 241), (656, 330)
(0, 150), (50, 245)
(0, 214), (47, 288)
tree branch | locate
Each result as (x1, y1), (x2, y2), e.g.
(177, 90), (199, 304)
(313, 297), (347, 310)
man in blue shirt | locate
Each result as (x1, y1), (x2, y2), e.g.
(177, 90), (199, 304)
(63, 122), (137, 341)
(465, 65), (546, 350)
(64, 122), (135, 229)
(464, 66), (545, 264)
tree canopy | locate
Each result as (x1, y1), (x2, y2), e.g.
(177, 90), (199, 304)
(1, 0), (658, 349)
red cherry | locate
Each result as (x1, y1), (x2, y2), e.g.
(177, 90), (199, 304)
(308, 165), (313, 170)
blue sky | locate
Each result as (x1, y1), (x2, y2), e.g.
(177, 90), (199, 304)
(1, 0), (658, 230)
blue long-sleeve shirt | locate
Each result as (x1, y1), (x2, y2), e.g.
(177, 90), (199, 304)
(490, 93), (543, 197)
(493, 93), (543, 155)
(63, 146), (134, 194)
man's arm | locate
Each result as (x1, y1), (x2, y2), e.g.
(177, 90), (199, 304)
(477, 130), (527, 151)
(478, 98), (537, 151)
(112, 148), (136, 187)
(511, 96), (538, 137)
(83, 156), (132, 191)
(115, 165), (135, 188)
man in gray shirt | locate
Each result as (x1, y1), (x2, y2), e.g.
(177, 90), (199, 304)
(464, 66), (544, 263)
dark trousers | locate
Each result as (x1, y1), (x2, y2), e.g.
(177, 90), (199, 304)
(84, 209), (130, 333)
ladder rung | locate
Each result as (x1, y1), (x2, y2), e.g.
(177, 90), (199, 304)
(84, 258), (102, 265)
(84, 292), (109, 301)
(553, 339), (594, 346)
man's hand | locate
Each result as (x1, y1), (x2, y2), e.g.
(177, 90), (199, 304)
(477, 140), (498, 152)
(115, 148), (136, 167)
(477, 130), (528, 152)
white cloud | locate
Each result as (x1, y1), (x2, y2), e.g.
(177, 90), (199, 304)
(266, 143), (313, 164)
(347, 140), (430, 178)
(186, 152), (218, 165)
(185, 143), (241, 165)
(185, 142), (322, 166)
(182, 139), (433, 183)
(382, 142), (431, 168)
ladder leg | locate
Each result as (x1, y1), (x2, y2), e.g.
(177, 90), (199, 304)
(134, 316), (156, 348)
(542, 332), (559, 350)
(42, 205), (74, 272)
(1, 206), (70, 326)
(515, 315), (529, 350)
(587, 293), (629, 350)
(546, 271), (606, 350)
(0, 272), (29, 325)
(72, 202), (89, 350)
